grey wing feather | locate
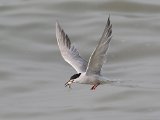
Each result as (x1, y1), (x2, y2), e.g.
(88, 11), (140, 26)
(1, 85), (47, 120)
(86, 17), (112, 75)
(56, 22), (88, 73)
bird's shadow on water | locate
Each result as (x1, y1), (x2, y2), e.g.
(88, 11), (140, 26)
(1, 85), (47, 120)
(106, 79), (160, 90)
(106, 79), (139, 88)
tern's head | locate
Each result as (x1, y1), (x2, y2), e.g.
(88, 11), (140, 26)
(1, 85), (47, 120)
(65, 73), (81, 88)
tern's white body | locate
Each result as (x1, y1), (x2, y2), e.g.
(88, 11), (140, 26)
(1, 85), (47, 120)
(56, 16), (112, 90)
(74, 73), (107, 85)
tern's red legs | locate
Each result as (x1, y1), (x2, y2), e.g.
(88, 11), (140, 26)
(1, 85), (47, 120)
(90, 83), (100, 90)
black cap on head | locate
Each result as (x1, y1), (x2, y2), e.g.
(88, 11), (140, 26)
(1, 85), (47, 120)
(70, 73), (81, 80)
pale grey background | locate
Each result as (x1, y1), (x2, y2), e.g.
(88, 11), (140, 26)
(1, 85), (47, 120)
(0, 0), (160, 120)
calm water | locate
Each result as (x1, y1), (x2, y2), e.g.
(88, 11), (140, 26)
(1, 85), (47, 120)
(0, 0), (160, 120)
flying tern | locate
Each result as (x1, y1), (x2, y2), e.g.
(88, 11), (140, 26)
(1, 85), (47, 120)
(56, 16), (112, 90)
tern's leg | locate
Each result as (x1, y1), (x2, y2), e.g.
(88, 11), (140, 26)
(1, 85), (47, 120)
(90, 83), (100, 90)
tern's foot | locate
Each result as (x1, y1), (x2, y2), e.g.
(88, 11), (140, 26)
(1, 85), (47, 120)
(90, 84), (99, 90)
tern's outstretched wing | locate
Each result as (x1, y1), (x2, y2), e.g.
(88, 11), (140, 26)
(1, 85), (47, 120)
(86, 17), (112, 75)
(56, 22), (88, 73)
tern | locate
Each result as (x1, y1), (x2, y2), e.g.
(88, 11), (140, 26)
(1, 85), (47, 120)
(56, 16), (112, 90)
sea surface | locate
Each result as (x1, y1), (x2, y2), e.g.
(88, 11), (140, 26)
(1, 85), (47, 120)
(0, 0), (160, 120)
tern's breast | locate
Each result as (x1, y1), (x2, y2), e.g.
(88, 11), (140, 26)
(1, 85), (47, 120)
(77, 73), (104, 85)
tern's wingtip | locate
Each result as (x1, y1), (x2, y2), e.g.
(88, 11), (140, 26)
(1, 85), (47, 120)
(56, 20), (62, 31)
(56, 19), (61, 26)
(56, 20), (58, 26)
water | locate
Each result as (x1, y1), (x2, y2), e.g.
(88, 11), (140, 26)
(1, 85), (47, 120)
(0, 0), (160, 120)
